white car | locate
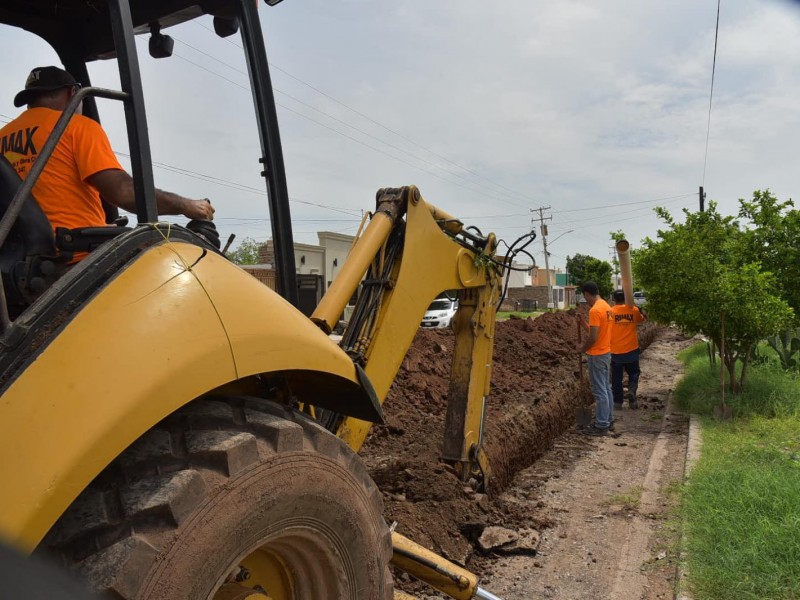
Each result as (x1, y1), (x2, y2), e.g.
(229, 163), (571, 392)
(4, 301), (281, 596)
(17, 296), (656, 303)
(421, 297), (458, 328)
(633, 291), (647, 307)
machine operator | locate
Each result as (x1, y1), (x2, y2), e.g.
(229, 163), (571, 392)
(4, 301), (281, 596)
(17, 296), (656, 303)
(0, 66), (214, 260)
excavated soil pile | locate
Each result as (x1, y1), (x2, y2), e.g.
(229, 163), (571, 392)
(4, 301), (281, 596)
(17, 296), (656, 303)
(361, 310), (657, 568)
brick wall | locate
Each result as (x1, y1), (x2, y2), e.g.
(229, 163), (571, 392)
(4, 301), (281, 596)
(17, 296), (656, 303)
(501, 286), (551, 311)
(242, 266), (276, 291)
(258, 240), (273, 266)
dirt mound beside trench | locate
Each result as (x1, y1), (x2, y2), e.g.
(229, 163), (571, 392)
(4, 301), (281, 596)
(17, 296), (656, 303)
(361, 310), (658, 568)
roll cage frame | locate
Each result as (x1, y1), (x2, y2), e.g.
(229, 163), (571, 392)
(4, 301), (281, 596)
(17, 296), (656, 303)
(0, 0), (299, 331)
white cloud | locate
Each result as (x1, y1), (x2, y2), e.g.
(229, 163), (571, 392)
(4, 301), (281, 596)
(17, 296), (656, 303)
(0, 0), (798, 264)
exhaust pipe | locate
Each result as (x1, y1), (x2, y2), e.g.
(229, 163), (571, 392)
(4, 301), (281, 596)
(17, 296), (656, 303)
(615, 239), (634, 307)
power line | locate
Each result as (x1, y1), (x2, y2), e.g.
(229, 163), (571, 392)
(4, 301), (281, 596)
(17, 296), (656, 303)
(174, 37), (531, 208)
(0, 118), (689, 254)
(1, 109), (692, 244)
(166, 49), (529, 209)
(573, 203), (690, 229)
(551, 193), (694, 214)
(114, 151), (363, 218)
(4, 104), (362, 219)
(176, 36), (506, 193)
(702, 0), (722, 186)
(0, 123), (696, 229)
(551, 195), (692, 227)
(499, 195), (693, 232)
(226, 223), (360, 242)
(1, 117), (360, 236)
(117, 145), (703, 233)
(458, 212), (529, 219)
(191, 20), (539, 206)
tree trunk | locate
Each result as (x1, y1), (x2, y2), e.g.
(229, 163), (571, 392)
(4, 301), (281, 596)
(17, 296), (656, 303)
(724, 352), (739, 394)
(739, 345), (752, 390)
(706, 340), (716, 366)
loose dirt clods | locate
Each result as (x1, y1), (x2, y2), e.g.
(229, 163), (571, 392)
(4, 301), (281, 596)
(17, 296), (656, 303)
(360, 309), (664, 594)
(483, 328), (694, 599)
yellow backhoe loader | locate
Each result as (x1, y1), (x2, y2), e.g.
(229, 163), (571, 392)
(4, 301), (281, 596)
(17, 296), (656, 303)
(0, 2), (518, 599)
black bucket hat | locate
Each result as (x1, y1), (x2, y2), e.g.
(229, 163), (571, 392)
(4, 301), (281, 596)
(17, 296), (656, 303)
(581, 281), (600, 296)
(14, 66), (79, 107)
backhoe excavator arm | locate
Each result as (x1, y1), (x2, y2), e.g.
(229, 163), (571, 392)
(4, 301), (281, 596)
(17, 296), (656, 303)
(441, 283), (497, 486)
(311, 185), (502, 485)
(311, 186), (506, 600)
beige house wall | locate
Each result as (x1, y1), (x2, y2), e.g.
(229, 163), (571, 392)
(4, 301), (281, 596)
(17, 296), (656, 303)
(317, 231), (356, 289)
(250, 232), (358, 295)
(504, 261), (533, 289)
(293, 243), (325, 277)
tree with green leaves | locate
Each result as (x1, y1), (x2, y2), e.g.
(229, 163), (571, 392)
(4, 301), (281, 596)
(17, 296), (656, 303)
(738, 190), (800, 318)
(226, 237), (263, 265)
(738, 190), (800, 369)
(635, 202), (793, 392)
(609, 230), (626, 243)
(566, 254), (613, 298)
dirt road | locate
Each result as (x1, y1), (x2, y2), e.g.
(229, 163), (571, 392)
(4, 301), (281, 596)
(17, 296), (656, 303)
(361, 315), (692, 599)
(480, 327), (694, 599)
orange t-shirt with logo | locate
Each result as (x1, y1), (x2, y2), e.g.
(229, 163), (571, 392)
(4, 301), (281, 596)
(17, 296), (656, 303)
(587, 297), (613, 355)
(611, 304), (645, 354)
(0, 107), (122, 231)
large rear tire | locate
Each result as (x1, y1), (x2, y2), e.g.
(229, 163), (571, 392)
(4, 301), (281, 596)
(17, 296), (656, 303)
(40, 397), (393, 600)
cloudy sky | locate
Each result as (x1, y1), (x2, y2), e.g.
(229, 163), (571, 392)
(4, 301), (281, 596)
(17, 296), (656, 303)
(2, 0), (799, 271)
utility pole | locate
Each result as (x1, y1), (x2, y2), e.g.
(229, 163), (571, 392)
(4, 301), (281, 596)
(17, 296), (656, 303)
(699, 186), (706, 212)
(531, 206), (553, 308)
(565, 256), (573, 307)
(609, 244), (620, 292)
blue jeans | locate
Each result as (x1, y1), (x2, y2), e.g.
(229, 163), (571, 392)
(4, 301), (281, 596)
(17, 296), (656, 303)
(587, 353), (613, 429)
(612, 349), (641, 405)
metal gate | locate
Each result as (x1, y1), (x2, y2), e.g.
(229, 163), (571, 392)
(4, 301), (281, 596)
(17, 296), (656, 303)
(297, 274), (324, 316)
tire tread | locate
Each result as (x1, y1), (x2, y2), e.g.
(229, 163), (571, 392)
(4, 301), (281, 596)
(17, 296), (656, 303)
(41, 396), (392, 599)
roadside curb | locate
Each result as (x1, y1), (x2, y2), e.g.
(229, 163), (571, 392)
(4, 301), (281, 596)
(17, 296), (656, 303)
(607, 335), (689, 600)
(676, 413), (703, 600)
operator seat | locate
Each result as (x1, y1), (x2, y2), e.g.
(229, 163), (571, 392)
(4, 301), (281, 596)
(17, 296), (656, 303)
(0, 155), (60, 316)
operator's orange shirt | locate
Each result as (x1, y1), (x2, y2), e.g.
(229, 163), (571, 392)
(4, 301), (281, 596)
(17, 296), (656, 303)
(587, 297), (613, 355)
(610, 304), (645, 354)
(0, 107), (122, 231)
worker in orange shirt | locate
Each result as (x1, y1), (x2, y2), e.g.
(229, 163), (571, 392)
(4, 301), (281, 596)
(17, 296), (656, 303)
(610, 289), (647, 410)
(578, 281), (614, 436)
(0, 66), (214, 256)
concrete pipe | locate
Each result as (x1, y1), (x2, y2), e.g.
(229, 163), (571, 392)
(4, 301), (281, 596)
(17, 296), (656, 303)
(615, 239), (634, 307)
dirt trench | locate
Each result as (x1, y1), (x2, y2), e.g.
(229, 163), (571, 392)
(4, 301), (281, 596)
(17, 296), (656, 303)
(360, 310), (659, 575)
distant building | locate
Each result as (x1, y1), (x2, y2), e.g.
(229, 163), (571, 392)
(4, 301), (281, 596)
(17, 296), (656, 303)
(501, 265), (575, 310)
(242, 231), (357, 316)
(555, 273), (578, 307)
(531, 266), (556, 287)
(503, 260), (533, 289)
(555, 273), (573, 287)
(242, 264), (276, 289)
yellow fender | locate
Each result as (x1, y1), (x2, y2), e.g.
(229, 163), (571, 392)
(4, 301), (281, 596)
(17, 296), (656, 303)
(0, 241), (373, 551)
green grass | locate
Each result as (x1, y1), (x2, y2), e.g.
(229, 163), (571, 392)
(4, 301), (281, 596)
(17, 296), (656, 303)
(601, 485), (643, 511)
(676, 342), (800, 599)
(674, 342), (800, 418)
(683, 416), (800, 599)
